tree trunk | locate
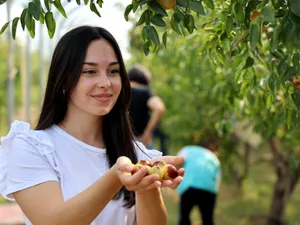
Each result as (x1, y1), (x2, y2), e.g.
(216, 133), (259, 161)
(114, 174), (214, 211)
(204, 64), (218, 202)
(267, 175), (291, 225)
(233, 142), (251, 194)
(267, 138), (300, 225)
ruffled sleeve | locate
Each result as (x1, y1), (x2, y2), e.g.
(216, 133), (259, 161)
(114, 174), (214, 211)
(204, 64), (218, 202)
(0, 120), (61, 201)
(134, 141), (162, 160)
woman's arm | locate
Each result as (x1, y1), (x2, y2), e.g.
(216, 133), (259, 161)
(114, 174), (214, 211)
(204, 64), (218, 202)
(13, 164), (122, 225)
(133, 156), (185, 225)
(141, 96), (165, 146)
(135, 188), (167, 225)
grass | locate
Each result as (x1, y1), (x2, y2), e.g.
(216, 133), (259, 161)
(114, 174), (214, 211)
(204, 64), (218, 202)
(162, 162), (300, 225)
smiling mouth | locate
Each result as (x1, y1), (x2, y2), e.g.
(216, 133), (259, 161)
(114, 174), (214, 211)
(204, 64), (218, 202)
(92, 95), (112, 103)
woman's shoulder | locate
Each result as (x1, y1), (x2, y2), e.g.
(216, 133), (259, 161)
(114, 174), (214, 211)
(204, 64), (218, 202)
(1, 120), (54, 154)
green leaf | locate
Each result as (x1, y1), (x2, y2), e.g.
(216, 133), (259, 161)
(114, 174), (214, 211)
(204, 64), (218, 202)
(137, 0), (151, 6)
(271, 26), (279, 52)
(136, 10), (146, 26)
(147, 26), (160, 46)
(54, 0), (67, 18)
(44, 0), (51, 11)
(39, 13), (45, 24)
(149, 1), (168, 17)
(289, 0), (300, 17)
(171, 14), (183, 35)
(45, 11), (56, 38)
(28, 19), (35, 38)
(84, 0), (89, 5)
(143, 41), (150, 56)
(190, 1), (206, 15)
(90, 2), (101, 17)
(176, 0), (189, 7)
(142, 26), (148, 42)
(20, 9), (28, 30)
(183, 14), (195, 34)
(12, 17), (19, 40)
(76, 0), (81, 5)
(268, 73), (276, 91)
(284, 108), (292, 129)
(0, 21), (9, 35)
(96, 0), (103, 8)
(25, 11), (34, 31)
(225, 15), (233, 36)
(277, 60), (288, 78)
(174, 11), (184, 22)
(291, 92), (300, 109)
(0, 0), (7, 5)
(293, 52), (300, 73)
(234, 3), (245, 23)
(28, 2), (41, 20)
(261, 6), (275, 23)
(124, 4), (133, 21)
(250, 23), (259, 50)
(149, 41), (159, 52)
(151, 15), (166, 27)
(271, 0), (280, 10)
(203, 0), (214, 10)
(243, 57), (255, 69)
(162, 31), (167, 49)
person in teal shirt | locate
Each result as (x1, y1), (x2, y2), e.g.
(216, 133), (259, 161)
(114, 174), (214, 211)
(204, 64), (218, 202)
(177, 137), (221, 225)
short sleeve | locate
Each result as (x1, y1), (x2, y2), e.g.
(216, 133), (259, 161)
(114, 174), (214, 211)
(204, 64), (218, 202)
(134, 141), (162, 160)
(0, 121), (60, 201)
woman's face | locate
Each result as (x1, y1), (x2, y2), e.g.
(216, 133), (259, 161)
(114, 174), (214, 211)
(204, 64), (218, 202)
(69, 39), (122, 116)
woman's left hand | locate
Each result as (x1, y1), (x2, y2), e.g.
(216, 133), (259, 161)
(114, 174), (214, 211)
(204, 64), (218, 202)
(149, 155), (185, 189)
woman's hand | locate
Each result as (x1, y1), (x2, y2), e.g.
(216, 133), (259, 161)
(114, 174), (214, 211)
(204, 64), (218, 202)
(150, 155), (184, 189)
(115, 156), (162, 193)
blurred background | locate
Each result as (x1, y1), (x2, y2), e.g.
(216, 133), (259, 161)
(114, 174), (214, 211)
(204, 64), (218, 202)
(0, 1), (299, 225)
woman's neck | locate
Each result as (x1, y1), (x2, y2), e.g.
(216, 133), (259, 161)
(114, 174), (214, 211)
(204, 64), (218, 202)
(59, 108), (104, 149)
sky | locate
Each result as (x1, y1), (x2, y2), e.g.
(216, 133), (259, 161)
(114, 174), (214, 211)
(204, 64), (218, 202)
(0, 0), (133, 60)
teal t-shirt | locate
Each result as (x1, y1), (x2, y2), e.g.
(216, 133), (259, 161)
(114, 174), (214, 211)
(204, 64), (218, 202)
(176, 145), (221, 195)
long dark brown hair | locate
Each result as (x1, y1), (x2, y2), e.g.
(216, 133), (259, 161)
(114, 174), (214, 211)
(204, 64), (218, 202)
(35, 26), (138, 207)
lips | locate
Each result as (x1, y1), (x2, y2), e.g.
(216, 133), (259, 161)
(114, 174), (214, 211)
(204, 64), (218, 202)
(92, 94), (113, 103)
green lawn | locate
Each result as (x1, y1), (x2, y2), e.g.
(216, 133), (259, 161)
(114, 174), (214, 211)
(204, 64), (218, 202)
(162, 162), (300, 225)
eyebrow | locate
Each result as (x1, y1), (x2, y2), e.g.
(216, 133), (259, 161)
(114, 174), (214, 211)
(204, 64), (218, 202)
(83, 61), (119, 66)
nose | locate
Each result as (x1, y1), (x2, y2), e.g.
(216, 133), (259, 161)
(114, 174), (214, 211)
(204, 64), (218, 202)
(96, 71), (111, 89)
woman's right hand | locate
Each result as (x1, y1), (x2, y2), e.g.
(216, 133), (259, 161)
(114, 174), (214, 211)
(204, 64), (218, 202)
(115, 156), (162, 193)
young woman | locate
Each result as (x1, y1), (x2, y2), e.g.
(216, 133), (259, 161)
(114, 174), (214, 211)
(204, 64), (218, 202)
(0, 26), (184, 225)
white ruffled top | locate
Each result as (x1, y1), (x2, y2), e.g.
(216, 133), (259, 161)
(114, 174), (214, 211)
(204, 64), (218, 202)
(0, 120), (162, 225)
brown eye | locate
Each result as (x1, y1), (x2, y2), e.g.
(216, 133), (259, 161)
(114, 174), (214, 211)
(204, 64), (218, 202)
(107, 69), (120, 76)
(82, 70), (96, 75)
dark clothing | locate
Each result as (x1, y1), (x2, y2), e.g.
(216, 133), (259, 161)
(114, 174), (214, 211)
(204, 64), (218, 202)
(153, 127), (169, 155)
(129, 86), (153, 136)
(179, 187), (216, 225)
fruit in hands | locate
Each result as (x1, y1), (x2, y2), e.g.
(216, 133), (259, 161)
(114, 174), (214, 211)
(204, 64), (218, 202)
(162, 164), (179, 180)
(131, 160), (152, 175)
(152, 160), (167, 167)
(131, 164), (144, 175)
(137, 159), (153, 167)
(131, 159), (179, 180)
(148, 165), (164, 180)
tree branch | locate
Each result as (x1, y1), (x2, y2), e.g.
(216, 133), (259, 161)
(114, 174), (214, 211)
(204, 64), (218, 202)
(231, 30), (250, 49)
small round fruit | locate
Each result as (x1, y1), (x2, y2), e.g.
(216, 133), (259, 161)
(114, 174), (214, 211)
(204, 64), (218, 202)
(156, 0), (176, 10)
(148, 166), (164, 180)
(162, 164), (179, 180)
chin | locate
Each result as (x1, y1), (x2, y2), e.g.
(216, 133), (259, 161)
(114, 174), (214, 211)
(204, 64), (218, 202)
(93, 108), (112, 116)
